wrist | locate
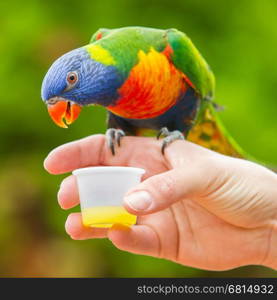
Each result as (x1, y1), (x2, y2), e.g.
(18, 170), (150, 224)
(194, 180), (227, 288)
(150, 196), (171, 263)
(262, 221), (277, 270)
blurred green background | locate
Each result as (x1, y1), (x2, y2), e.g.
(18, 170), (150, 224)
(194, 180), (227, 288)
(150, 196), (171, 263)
(0, 0), (276, 277)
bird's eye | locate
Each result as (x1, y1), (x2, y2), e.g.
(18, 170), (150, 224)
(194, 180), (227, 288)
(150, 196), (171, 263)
(66, 71), (78, 85)
(47, 98), (58, 105)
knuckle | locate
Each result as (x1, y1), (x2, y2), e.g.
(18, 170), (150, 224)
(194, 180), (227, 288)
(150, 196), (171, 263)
(155, 173), (176, 199)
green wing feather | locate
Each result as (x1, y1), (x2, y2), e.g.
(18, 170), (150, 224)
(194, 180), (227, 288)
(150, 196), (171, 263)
(167, 28), (215, 100)
(166, 28), (247, 157)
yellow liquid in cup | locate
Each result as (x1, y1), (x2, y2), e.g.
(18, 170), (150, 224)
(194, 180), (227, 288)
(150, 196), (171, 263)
(82, 206), (137, 228)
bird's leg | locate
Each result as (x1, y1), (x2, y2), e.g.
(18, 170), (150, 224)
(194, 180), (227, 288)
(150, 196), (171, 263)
(105, 128), (125, 155)
(157, 127), (184, 154)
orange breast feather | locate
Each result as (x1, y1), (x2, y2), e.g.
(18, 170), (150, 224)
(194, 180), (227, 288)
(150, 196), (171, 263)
(107, 48), (187, 119)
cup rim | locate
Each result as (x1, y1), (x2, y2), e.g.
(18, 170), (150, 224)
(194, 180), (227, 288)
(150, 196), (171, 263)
(72, 166), (145, 176)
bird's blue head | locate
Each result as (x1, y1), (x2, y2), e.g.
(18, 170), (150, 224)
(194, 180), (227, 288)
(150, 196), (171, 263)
(41, 46), (122, 128)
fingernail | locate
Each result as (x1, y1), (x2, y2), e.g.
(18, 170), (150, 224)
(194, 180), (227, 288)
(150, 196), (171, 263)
(124, 191), (152, 211)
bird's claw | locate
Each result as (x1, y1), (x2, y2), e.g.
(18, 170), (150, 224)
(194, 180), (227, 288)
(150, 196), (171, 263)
(105, 128), (125, 155)
(157, 127), (184, 154)
(157, 127), (169, 140)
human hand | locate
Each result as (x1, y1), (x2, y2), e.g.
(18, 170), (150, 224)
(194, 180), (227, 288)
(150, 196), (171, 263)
(44, 135), (277, 271)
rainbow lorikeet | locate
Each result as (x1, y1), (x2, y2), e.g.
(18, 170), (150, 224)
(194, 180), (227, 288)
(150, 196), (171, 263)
(41, 26), (244, 157)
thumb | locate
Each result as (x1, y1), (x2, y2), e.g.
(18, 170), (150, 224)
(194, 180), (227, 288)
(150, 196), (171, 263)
(123, 167), (203, 215)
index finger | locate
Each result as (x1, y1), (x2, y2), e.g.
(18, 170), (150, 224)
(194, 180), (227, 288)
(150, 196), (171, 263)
(44, 134), (105, 174)
(43, 134), (166, 175)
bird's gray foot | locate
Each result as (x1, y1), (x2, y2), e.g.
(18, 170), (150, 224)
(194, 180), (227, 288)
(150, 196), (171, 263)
(105, 128), (125, 155)
(157, 127), (184, 154)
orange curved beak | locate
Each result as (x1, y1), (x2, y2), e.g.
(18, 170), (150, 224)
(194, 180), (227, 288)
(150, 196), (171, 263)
(47, 100), (82, 128)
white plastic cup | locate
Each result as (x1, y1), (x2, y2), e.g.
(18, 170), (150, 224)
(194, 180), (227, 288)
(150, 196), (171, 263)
(73, 166), (145, 228)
